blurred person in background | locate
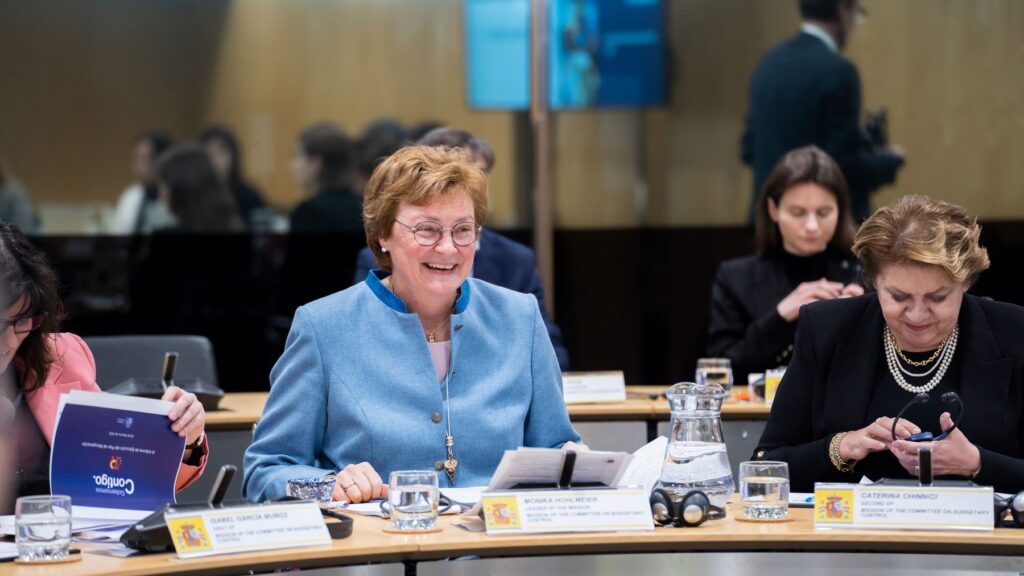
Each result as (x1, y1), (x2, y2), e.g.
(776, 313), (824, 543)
(741, 0), (904, 222)
(156, 145), (243, 233)
(407, 120), (444, 145)
(354, 119), (407, 194)
(707, 146), (862, 382)
(0, 165), (36, 233)
(110, 132), (177, 234)
(289, 122), (363, 233)
(200, 126), (266, 229)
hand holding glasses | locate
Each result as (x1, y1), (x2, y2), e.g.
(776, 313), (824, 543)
(395, 220), (480, 247)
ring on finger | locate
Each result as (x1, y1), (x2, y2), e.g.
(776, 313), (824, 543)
(340, 481), (356, 491)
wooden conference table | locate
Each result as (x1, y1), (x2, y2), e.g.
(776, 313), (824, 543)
(205, 386), (773, 431)
(4, 503), (1024, 576)
(188, 386), (772, 502)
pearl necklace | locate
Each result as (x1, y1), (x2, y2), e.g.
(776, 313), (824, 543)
(883, 324), (958, 394)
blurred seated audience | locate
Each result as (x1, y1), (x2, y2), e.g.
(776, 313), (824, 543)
(200, 125), (266, 229)
(407, 120), (444, 144)
(289, 122), (363, 233)
(156, 145), (244, 233)
(755, 195), (1024, 493)
(0, 222), (207, 513)
(0, 165), (36, 233)
(707, 146), (862, 381)
(110, 132), (177, 234)
(354, 119), (407, 193)
(355, 127), (570, 370)
(244, 146), (580, 502)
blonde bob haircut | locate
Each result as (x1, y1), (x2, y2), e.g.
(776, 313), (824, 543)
(363, 145), (489, 272)
(852, 195), (990, 288)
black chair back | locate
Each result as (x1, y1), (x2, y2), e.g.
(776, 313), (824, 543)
(84, 335), (219, 391)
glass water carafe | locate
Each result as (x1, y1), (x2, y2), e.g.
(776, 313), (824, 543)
(658, 381), (734, 513)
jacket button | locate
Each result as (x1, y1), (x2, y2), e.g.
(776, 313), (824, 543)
(756, 450), (765, 459)
(434, 461), (444, 471)
(431, 412), (442, 423)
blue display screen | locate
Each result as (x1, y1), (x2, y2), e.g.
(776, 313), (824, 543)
(465, 0), (665, 110)
(464, 0), (532, 109)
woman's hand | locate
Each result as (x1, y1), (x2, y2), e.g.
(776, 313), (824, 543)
(840, 283), (865, 298)
(776, 279), (845, 322)
(562, 441), (590, 451)
(332, 462), (387, 503)
(890, 412), (982, 478)
(840, 416), (921, 462)
(162, 386), (206, 448)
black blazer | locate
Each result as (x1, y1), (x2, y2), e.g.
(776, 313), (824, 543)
(741, 32), (902, 221)
(354, 229), (570, 370)
(755, 294), (1024, 493)
(290, 187), (363, 233)
(706, 251), (859, 381)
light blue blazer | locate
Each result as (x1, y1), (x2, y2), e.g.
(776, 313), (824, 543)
(242, 271), (581, 501)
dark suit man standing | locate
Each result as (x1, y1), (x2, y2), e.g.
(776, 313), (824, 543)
(742, 0), (904, 223)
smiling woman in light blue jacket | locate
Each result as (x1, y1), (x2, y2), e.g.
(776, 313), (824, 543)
(243, 145), (581, 503)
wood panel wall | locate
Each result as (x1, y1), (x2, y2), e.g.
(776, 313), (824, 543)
(0, 0), (226, 206)
(0, 0), (1020, 229)
(198, 0), (521, 226)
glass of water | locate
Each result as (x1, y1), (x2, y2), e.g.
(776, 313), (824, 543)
(388, 470), (439, 531)
(15, 495), (72, 562)
(739, 461), (789, 520)
(696, 358), (734, 397)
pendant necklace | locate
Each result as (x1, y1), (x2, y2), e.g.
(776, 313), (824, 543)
(387, 275), (458, 481)
(441, 352), (458, 483)
(426, 316), (451, 343)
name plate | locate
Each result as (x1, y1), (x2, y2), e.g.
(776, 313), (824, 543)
(164, 502), (331, 558)
(814, 482), (993, 531)
(481, 488), (654, 535)
(562, 371), (627, 404)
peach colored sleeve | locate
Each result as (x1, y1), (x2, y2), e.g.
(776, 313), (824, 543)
(174, 434), (210, 492)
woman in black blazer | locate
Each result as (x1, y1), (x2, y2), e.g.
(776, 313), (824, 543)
(707, 146), (862, 381)
(756, 195), (1024, 494)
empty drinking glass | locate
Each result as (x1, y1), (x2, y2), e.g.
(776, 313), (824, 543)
(15, 495), (72, 562)
(388, 470), (439, 531)
(739, 461), (789, 520)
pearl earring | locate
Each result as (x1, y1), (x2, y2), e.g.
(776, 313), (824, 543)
(381, 246), (388, 253)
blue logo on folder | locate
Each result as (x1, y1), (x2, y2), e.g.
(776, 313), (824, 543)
(51, 392), (184, 511)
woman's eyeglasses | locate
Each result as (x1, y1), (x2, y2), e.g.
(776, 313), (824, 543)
(0, 313), (46, 335)
(395, 220), (480, 247)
